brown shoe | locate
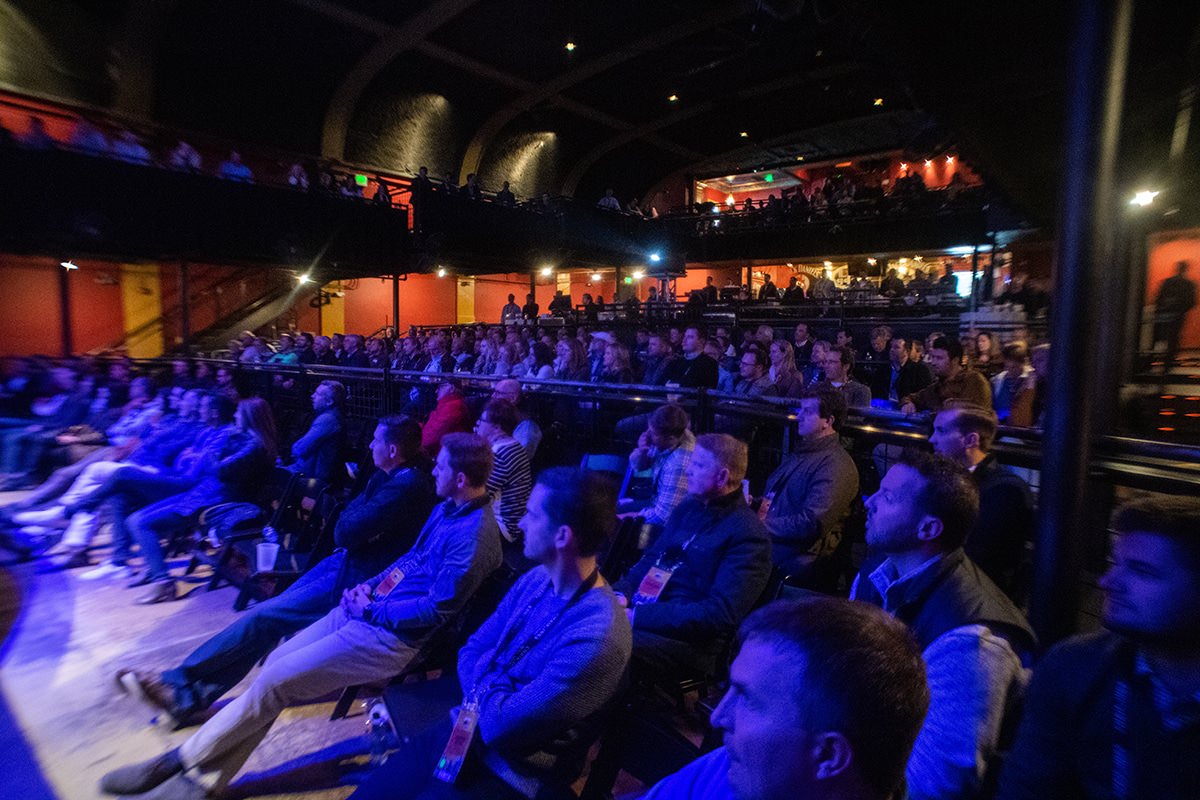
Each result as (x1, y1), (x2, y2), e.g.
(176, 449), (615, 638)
(116, 669), (176, 714)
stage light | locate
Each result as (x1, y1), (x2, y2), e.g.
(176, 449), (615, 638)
(540, 266), (554, 276)
(564, 41), (576, 52)
(823, 261), (833, 268)
(764, 173), (774, 183)
(924, 160), (933, 168)
(60, 260), (78, 270)
(946, 156), (955, 165)
(355, 174), (368, 187)
(899, 162), (908, 171)
(668, 94), (679, 102)
(590, 273), (602, 282)
(867, 258), (877, 266)
(296, 273), (312, 284)
(1130, 190), (1160, 206)
(873, 97), (884, 106)
(437, 268), (447, 278)
(632, 270), (645, 280)
(739, 131), (749, 138)
(649, 252), (662, 263)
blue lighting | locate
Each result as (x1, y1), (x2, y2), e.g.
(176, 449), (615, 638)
(649, 252), (662, 263)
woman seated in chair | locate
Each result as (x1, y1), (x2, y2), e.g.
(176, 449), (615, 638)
(128, 398), (278, 604)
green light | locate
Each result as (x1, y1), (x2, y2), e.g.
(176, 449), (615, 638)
(764, 173), (774, 183)
(355, 174), (369, 187)
(623, 276), (634, 285)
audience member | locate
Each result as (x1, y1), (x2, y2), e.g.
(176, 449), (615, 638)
(817, 345), (872, 408)
(116, 415), (437, 725)
(287, 380), (346, 483)
(642, 598), (930, 800)
(614, 433), (771, 680)
(730, 349), (777, 397)
(871, 334), (934, 403)
(991, 342), (1032, 424)
(475, 399), (533, 551)
(662, 326), (720, 389)
(421, 379), (471, 456)
(997, 497), (1200, 799)
(215, 150), (253, 182)
(758, 388), (859, 583)
(767, 340), (804, 397)
(622, 403), (696, 528)
(901, 336), (992, 413)
(490, 379), (542, 460)
(853, 450), (1036, 799)
(101, 434), (502, 799)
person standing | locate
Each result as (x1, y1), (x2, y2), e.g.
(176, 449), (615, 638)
(1154, 260), (1197, 368)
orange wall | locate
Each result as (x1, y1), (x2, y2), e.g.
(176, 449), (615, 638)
(676, 267), (741, 295)
(1147, 232), (1200, 349)
(0, 255), (124, 356)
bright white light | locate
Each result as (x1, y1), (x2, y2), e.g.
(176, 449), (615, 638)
(898, 258), (909, 265)
(924, 160), (933, 168)
(437, 268), (447, 278)
(947, 245), (976, 256)
(913, 255), (923, 263)
(296, 274), (312, 284)
(897, 265), (908, 277)
(649, 253), (662, 263)
(946, 156), (955, 165)
(590, 273), (602, 282)
(564, 41), (576, 52)
(866, 258), (877, 266)
(726, 194), (736, 206)
(60, 260), (78, 270)
(632, 270), (645, 280)
(954, 272), (973, 297)
(540, 266), (553, 276)
(823, 260), (833, 268)
(1131, 190), (1160, 207)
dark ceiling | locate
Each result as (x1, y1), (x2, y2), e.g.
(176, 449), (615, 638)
(2, 0), (1197, 226)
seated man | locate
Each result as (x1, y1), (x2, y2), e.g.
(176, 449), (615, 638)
(853, 450), (1036, 800)
(614, 433), (772, 681)
(101, 433), (503, 800)
(490, 379), (542, 460)
(816, 345), (871, 409)
(620, 403), (696, 529)
(347, 466), (631, 800)
(116, 415), (437, 726)
(998, 497), (1200, 799)
(286, 380), (346, 484)
(421, 379), (471, 457)
(758, 388), (860, 584)
(730, 349), (777, 397)
(900, 336), (992, 414)
(929, 402), (1035, 602)
(642, 597), (930, 800)
(474, 399), (533, 555)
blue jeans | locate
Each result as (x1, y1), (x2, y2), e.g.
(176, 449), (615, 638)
(161, 552), (352, 714)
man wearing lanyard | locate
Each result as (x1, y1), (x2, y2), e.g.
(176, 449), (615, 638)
(851, 450), (1035, 800)
(114, 415), (438, 728)
(101, 433), (503, 800)
(614, 433), (772, 682)
(348, 467), (631, 800)
(756, 388), (859, 586)
(998, 497), (1200, 799)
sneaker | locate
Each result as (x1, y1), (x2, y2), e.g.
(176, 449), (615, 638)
(35, 547), (90, 573)
(135, 580), (178, 605)
(11, 506), (66, 526)
(79, 561), (133, 581)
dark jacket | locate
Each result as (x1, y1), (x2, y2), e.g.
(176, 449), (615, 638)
(615, 490), (772, 658)
(661, 354), (720, 389)
(289, 409), (345, 483)
(335, 461), (438, 580)
(760, 434), (860, 571)
(868, 359), (934, 402)
(998, 632), (1200, 800)
(339, 349), (369, 369)
(966, 455), (1035, 602)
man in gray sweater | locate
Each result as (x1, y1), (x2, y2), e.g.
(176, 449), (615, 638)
(758, 388), (860, 586)
(347, 467), (632, 800)
(100, 433), (503, 800)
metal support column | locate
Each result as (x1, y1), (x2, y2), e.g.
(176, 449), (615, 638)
(59, 265), (72, 356)
(180, 261), (192, 356)
(392, 274), (401, 335)
(1031, 0), (1131, 645)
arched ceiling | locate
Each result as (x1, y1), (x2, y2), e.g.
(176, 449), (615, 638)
(4, 0), (1199, 225)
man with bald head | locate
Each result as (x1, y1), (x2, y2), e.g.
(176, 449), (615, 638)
(491, 378), (541, 460)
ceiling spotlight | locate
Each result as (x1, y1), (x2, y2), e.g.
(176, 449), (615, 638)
(924, 159), (933, 167)
(564, 41), (576, 52)
(1130, 190), (1160, 207)
(899, 162), (908, 171)
(632, 269), (645, 280)
(867, 257), (878, 266)
(667, 94), (679, 102)
(913, 255), (924, 262)
(437, 268), (447, 278)
(739, 131), (749, 138)
(296, 273), (312, 284)
(649, 252), (662, 263)
(823, 260), (833, 268)
(873, 97), (884, 106)
(946, 156), (955, 165)
(540, 266), (554, 276)
(786, 262), (793, 267)
(60, 260), (78, 270)
(590, 273), (602, 282)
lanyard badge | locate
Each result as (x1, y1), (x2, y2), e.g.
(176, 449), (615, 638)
(757, 492), (774, 521)
(372, 567), (405, 601)
(632, 565), (674, 605)
(433, 701), (480, 784)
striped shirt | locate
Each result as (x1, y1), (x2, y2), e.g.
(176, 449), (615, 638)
(488, 436), (533, 542)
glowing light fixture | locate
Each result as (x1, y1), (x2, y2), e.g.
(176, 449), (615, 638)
(739, 131), (749, 138)
(540, 266), (554, 276)
(924, 159), (933, 168)
(632, 270), (645, 280)
(60, 260), (78, 270)
(296, 273), (312, 284)
(899, 162), (908, 171)
(913, 255), (924, 263)
(867, 258), (877, 266)
(823, 261), (833, 268)
(726, 194), (736, 206)
(668, 94), (679, 102)
(946, 156), (955, 165)
(437, 267), (447, 278)
(1131, 190), (1160, 207)
(590, 273), (602, 282)
(564, 41), (576, 52)
(649, 252), (662, 263)
(873, 97), (884, 106)
(355, 174), (368, 187)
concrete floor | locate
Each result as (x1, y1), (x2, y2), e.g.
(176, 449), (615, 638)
(0, 491), (377, 800)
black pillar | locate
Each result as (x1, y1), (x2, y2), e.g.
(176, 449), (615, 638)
(59, 265), (72, 356)
(392, 274), (401, 334)
(1031, 0), (1131, 645)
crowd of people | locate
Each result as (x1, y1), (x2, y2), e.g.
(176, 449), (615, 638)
(0, 340), (1193, 800)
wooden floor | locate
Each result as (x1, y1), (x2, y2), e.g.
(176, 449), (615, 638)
(0, 491), (375, 800)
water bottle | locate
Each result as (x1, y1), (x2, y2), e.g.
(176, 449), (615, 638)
(366, 701), (394, 766)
